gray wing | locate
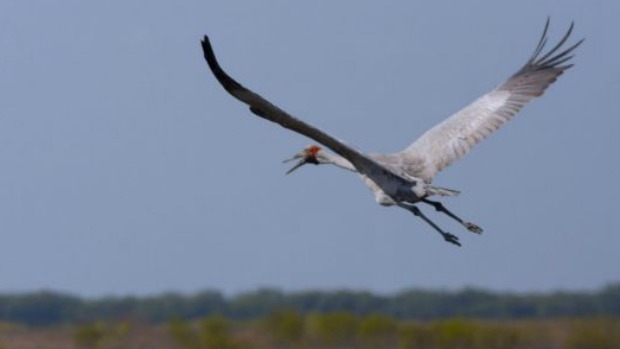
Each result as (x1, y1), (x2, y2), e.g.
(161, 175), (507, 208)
(403, 19), (583, 181)
(201, 36), (414, 193)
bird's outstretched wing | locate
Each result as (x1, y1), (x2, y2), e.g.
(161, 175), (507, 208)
(201, 36), (415, 193)
(402, 18), (583, 181)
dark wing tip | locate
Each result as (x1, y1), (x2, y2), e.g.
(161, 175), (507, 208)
(200, 35), (244, 93)
(201, 36), (224, 77)
(535, 19), (583, 68)
(514, 19), (584, 78)
(201, 35), (217, 70)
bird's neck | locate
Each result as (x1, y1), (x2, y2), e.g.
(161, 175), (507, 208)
(321, 152), (356, 172)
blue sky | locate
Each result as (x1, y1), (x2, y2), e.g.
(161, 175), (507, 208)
(0, 1), (618, 297)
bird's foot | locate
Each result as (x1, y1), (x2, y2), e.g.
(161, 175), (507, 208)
(464, 222), (483, 234)
(442, 232), (461, 247)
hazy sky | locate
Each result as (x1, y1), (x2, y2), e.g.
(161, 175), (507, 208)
(1, 1), (618, 297)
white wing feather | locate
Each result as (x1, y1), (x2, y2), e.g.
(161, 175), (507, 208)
(402, 19), (583, 181)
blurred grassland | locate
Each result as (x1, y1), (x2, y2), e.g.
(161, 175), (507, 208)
(1, 312), (619, 349)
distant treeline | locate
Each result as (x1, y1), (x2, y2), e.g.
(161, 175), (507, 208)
(1, 283), (619, 326)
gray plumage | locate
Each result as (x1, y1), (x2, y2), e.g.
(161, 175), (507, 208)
(201, 18), (583, 246)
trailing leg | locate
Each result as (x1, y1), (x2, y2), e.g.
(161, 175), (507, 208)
(421, 198), (483, 234)
(397, 203), (461, 246)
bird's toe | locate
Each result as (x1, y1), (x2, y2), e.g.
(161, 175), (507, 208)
(443, 233), (461, 247)
(465, 222), (483, 234)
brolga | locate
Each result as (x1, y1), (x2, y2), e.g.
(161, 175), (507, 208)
(201, 19), (583, 246)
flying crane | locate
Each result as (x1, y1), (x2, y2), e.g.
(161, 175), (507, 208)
(201, 19), (583, 246)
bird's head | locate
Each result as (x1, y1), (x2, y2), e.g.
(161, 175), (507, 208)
(283, 145), (325, 174)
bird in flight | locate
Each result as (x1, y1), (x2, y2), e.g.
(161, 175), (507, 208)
(201, 19), (583, 246)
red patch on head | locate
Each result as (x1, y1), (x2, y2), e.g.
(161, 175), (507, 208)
(307, 145), (321, 156)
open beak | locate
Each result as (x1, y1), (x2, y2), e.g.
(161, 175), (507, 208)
(283, 153), (308, 175)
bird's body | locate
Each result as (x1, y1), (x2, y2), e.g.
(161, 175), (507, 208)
(201, 19), (583, 246)
(304, 149), (458, 205)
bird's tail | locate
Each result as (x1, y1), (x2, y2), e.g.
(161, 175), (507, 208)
(427, 185), (460, 197)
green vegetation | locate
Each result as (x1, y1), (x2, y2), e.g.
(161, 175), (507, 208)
(357, 313), (397, 348)
(73, 321), (132, 349)
(169, 318), (200, 349)
(198, 315), (236, 349)
(1, 283), (619, 325)
(162, 313), (619, 349)
(168, 315), (245, 349)
(306, 311), (359, 345)
(0, 284), (619, 348)
(262, 309), (304, 344)
(74, 323), (104, 349)
(0, 312), (616, 349)
(564, 317), (620, 349)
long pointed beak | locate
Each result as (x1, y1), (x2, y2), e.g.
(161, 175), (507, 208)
(283, 153), (307, 175)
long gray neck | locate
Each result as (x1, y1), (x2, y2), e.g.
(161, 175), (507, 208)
(321, 152), (357, 172)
